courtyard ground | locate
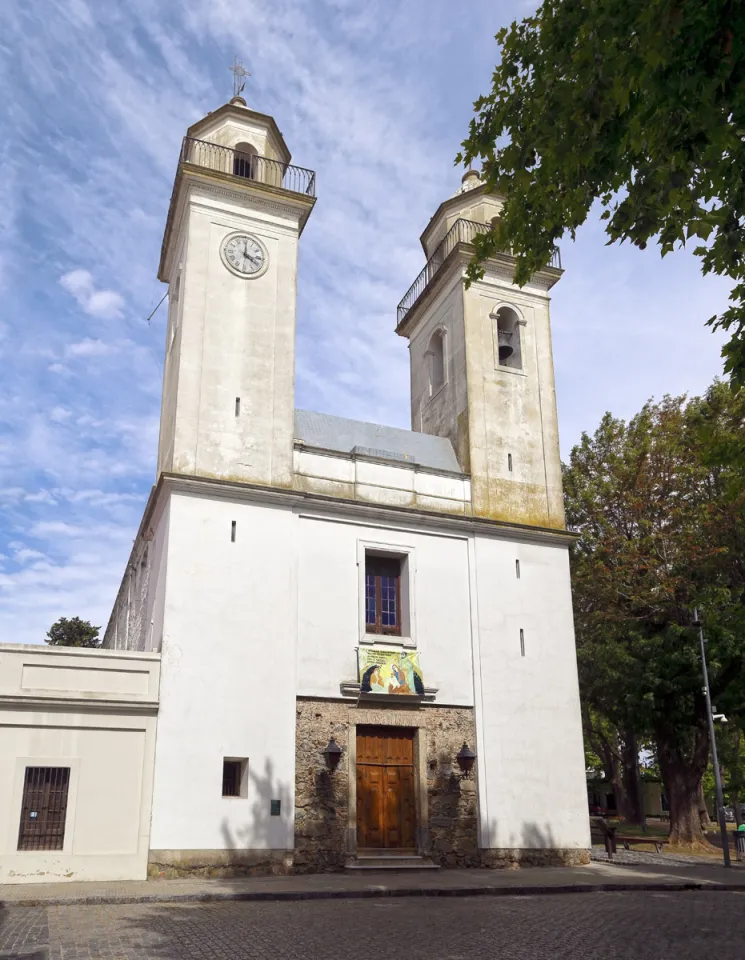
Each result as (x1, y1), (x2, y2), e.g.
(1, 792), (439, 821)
(3, 891), (745, 960)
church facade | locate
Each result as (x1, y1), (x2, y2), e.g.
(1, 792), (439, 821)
(0, 95), (590, 882)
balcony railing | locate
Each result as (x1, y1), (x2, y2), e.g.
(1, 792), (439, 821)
(397, 218), (561, 325)
(180, 136), (316, 197)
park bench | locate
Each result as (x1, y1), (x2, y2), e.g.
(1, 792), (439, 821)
(615, 835), (669, 854)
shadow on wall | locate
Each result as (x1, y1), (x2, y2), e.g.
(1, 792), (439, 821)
(218, 757), (294, 877)
(481, 820), (589, 868)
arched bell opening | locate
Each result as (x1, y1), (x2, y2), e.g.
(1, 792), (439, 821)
(233, 141), (259, 180)
(494, 306), (523, 370)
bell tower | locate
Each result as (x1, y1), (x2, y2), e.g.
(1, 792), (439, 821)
(396, 172), (565, 529)
(156, 94), (316, 488)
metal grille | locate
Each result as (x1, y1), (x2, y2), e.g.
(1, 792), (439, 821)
(180, 136), (316, 197)
(222, 760), (242, 797)
(17, 767), (70, 851)
(396, 218), (562, 324)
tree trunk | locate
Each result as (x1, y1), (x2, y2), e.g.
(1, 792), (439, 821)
(697, 780), (713, 829)
(620, 729), (645, 826)
(656, 726), (711, 847)
(586, 718), (628, 818)
(595, 740), (627, 818)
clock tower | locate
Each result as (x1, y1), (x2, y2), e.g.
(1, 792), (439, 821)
(156, 95), (316, 488)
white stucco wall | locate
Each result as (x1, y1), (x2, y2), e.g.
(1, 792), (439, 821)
(295, 512), (474, 706)
(0, 645), (160, 883)
(104, 497), (170, 653)
(160, 186), (301, 490)
(473, 536), (590, 851)
(146, 482), (588, 855)
(149, 491), (298, 853)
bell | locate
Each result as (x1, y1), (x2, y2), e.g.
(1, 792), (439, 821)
(498, 328), (514, 361)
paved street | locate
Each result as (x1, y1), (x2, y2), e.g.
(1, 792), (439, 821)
(2, 891), (745, 960)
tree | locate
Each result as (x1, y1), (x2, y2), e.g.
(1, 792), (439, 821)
(565, 386), (745, 845)
(45, 617), (100, 648)
(457, 1), (745, 384)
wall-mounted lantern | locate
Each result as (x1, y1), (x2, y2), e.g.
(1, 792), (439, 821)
(456, 742), (477, 779)
(323, 737), (343, 773)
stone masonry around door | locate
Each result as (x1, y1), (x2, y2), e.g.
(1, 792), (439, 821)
(294, 697), (479, 872)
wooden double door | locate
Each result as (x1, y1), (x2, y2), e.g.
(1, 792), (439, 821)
(356, 726), (416, 850)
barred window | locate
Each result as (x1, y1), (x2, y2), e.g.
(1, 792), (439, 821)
(17, 766), (70, 851)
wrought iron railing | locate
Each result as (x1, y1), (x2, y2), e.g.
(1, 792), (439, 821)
(180, 136), (316, 197)
(396, 218), (561, 325)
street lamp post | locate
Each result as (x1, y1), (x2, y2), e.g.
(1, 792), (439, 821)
(693, 608), (730, 868)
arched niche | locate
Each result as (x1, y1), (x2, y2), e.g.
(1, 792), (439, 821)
(427, 327), (447, 396)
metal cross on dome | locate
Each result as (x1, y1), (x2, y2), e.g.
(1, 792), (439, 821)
(229, 56), (251, 98)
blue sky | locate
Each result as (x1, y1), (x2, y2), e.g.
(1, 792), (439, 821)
(0, 0), (731, 644)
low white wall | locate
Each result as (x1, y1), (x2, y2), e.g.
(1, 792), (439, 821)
(0, 644), (160, 883)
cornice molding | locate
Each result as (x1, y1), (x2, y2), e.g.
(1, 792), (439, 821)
(0, 695), (159, 715)
(159, 167), (315, 280)
(156, 472), (576, 547)
(396, 247), (558, 339)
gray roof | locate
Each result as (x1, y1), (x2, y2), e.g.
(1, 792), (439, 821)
(294, 409), (462, 474)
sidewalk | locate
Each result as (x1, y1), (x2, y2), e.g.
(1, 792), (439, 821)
(2, 859), (745, 907)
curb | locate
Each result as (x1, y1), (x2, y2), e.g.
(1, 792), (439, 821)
(5, 880), (745, 907)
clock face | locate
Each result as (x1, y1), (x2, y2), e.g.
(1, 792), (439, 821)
(221, 233), (268, 278)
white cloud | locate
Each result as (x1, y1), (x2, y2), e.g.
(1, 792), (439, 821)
(59, 269), (125, 320)
(13, 547), (49, 563)
(23, 491), (58, 505)
(66, 338), (112, 358)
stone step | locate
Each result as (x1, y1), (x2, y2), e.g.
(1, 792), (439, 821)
(345, 855), (439, 871)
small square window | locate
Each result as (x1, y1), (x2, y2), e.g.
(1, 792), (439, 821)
(222, 758), (248, 798)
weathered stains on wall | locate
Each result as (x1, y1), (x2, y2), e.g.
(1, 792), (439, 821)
(422, 706), (479, 867)
(292, 449), (472, 517)
(147, 849), (293, 879)
(294, 699), (350, 873)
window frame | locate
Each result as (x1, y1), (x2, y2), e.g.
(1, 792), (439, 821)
(357, 540), (416, 648)
(365, 555), (403, 637)
(222, 757), (249, 799)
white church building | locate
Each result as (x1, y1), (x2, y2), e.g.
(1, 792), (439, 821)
(0, 94), (590, 882)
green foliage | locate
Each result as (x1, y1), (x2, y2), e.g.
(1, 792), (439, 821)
(45, 616), (100, 648)
(457, 1), (745, 384)
(564, 382), (745, 841)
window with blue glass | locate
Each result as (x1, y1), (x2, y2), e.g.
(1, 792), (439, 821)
(365, 555), (402, 636)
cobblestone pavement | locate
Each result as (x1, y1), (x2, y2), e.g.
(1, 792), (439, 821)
(3, 892), (745, 960)
(590, 844), (726, 866)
